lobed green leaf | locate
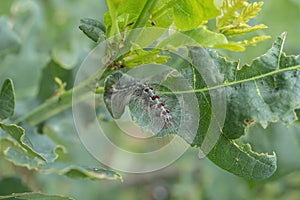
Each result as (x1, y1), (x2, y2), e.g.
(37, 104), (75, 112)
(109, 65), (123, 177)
(188, 32), (300, 179)
(243, 122), (300, 179)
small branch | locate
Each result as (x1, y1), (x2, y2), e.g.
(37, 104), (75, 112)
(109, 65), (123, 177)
(14, 68), (105, 126)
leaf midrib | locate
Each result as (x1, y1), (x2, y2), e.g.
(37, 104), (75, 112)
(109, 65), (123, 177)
(167, 64), (300, 94)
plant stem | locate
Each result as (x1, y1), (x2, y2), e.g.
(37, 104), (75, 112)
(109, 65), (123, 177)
(133, 0), (158, 29)
(123, 0), (158, 49)
(14, 67), (105, 126)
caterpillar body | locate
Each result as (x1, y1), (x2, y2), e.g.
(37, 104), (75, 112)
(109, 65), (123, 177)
(104, 72), (178, 136)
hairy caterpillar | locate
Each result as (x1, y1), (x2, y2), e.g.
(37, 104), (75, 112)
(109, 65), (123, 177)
(104, 72), (178, 136)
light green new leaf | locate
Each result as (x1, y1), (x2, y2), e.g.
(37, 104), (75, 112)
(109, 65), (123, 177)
(157, 28), (228, 49)
(217, 0), (248, 28)
(173, 0), (219, 30)
(0, 192), (74, 200)
(105, 0), (147, 36)
(122, 47), (170, 68)
(216, 0), (266, 39)
(148, 0), (174, 28)
(0, 79), (15, 120)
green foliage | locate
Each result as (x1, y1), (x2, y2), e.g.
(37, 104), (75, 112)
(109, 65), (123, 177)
(216, 0), (269, 50)
(217, 0), (264, 32)
(190, 33), (299, 179)
(157, 28), (228, 49)
(0, 177), (31, 195)
(99, 0), (268, 55)
(79, 18), (106, 43)
(0, 123), (47, 162)
(0, 193), (74, 200)
(122, 46), (170, 67)
(0, 79), (15, 120)
(37, 58), (74, 101)
(0, 81), (120, 185)
(173, 0), (219, 30)
(1, 0), (300, 199)
(104, 33), (297, 180)
(244, 121), (300, 179)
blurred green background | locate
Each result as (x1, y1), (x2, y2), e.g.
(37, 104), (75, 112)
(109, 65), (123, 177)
(1, 0), (300, 200)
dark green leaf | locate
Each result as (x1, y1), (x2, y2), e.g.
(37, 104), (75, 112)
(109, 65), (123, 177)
(0, 192), (74, 200)
(37, 58), (73, 101)
(0, 79), (15, 120)
(79, 18), (106, 42)
(222, 32), (300, 139)
(0, 177), (31, 196)
(186, 33), (300, 179)
(206, 134), (277, 180)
